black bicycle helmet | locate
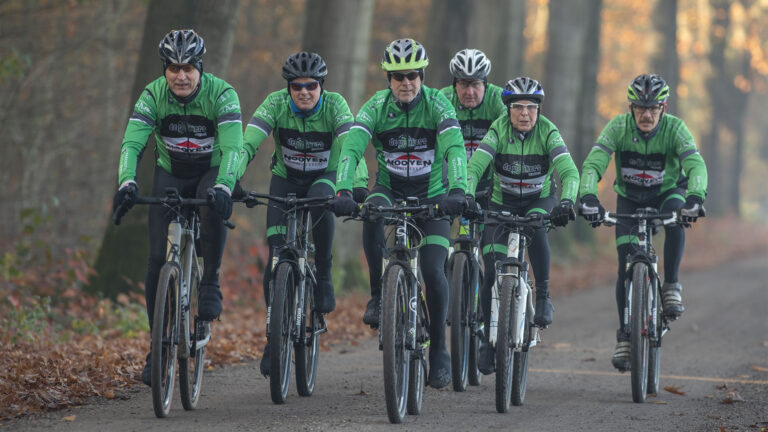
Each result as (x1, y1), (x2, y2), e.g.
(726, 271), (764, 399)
(282, 52), (328, 82)
(627, 74), (670, 107)
(158, 29), (205, 70)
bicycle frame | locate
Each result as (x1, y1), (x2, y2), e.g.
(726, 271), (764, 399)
(451, 216), (482, 329)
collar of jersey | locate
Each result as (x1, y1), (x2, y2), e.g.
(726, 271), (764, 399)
(290, 94), (323, 118)
(633, 113), (663, 141)
(391, 89), (423, 111)
(170, 81), (202, 105)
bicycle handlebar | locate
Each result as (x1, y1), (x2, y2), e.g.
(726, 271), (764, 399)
(601, 211), (678, 227)
(238, 191), (334, 211)
(480, 209), (551, 228)
(112, 187), (235, 229)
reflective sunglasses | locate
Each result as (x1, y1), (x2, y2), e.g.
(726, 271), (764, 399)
(510, 103), (539, 112)
(289, 81), (320, 92)
(391, 71), (420, 82)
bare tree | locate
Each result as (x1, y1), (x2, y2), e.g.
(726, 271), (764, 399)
(651, 0), (680, 115)
(91, 0), (242, 296)
(424, 0), (473, 87)
(469, 0), (525, 85)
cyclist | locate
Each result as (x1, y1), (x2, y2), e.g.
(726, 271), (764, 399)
(440, 48), (505, 210)
(465, 77), (579, 374)
(237, 51), (359, 377)
(112, 29), (243, 386)
(331, 38), (467, 389)
(578, 73), (708, 371)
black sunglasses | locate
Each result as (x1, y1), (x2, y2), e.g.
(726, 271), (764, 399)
(289, 81), (320, 92)
(391, 71), (420, 82)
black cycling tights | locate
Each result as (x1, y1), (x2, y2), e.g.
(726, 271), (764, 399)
(262, 173), (335, 304)
(145, 167), (226, 329)
(614, 192), (685, 325)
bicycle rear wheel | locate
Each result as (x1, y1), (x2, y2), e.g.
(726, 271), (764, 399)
(630, 264), (650, 403)
(179, 265), (205, 410)
(450, 253), (470, 392)
(647, 280), (662, 395)
(296, 265), (319, 397)
(152, 263), (180, 418)
(270, 262), (297, 404)
(495, 275), (516, 413)
(382, 264), (410, 424)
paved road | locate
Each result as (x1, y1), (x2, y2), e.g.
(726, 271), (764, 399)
(7, 254), (768, 431)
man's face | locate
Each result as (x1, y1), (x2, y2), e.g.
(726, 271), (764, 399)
(631, 103), (664, 133)
(508, 100), (539, 132)
(455, 79), (486, 109)
(165, 64), (200, 98)
(389, 69), (421, 103)
(289, 77), (322, 111)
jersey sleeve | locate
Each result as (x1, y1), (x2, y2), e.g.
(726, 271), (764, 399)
(239, 92), (280, 178)
(213, 88), (243, 190)
(579, 115), (621, 199)
(547, 130), (580, 202)
(433, 91), (467, 192)
(674, 121), (708, 200)
(327, 93), (355, 174)
(466, 124), (498, 196)
(353, 157), (369, 189)
(118, 89), (158, 186)
(336, 97), (376, 192)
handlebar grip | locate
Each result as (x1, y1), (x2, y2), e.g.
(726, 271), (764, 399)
(224, 219), (235, 230)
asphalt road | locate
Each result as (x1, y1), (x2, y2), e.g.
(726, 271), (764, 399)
(7, 253), (768, 431)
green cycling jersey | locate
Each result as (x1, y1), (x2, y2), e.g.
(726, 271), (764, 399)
(580, 112), (708, 202)
(336, 85), (467, 198)
(118, 73), (243, 190)
(467, 114), (579, 205)
(239, 89), (355, 181)
(439, 83), (506, 164)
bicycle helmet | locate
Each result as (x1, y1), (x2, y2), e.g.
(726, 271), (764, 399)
(381, 39), (429, 72)
(282, 51), (328, 82)
(158, 29), (206, 70)
(449, 49), (492, 81)
(627, 74), (669, 107)
(501, 77), (545, 105)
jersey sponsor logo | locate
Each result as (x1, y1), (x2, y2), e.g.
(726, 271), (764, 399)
(219, 102), (240, 114)
(497, 173), (545, 195)
(385, 150), (435, 177)
(465, 141), (480, 159)
(621, 168), (664, 187)
(163, 137), (214, 153)
(135, 100), (152, 115)
(285, 137), (328, 152)
(388, 136), (429, 150)
(501, 162), (543, 177)
(282, 147), (331, 171)
(167, 121), (209, 137)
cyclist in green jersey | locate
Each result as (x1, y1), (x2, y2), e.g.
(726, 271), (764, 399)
(237, 52), (361, 377)
(578, 74), (708, 371)
(465, 77), (579, 374)
(112, 30), (243, 385)
(332, 39), (467, 388)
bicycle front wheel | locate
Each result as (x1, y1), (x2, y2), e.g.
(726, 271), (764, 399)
(495, 275), (516, 413)
(468, 268), (483, 386)
(296, 264), (319, 397)
(179, 266), (205, 410)
(152, 263), (181, 418)
(647, 280), (662, 395)
(511, 317), (530, 406)
(382, 264), (410, 424)
(630, 264), (650, 403)
(270, 262), (297, 404)
(449, 253), (470, 392)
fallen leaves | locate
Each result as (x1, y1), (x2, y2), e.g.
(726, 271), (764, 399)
(751, 365), (768, 372)
(61, 415), (76, 421)
(721, 389), (745, 404)
(663, 385), (687, 396)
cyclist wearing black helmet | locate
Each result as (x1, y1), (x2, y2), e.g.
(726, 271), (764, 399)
(466, 76), (579, 374)
(578, 74), (708, 371)
(237, 51), (366, 377)
(113, 29), (243, 386)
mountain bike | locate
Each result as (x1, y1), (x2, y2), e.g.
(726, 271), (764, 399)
(590, 207), (693, 403)
(242, 192), (332, 404)
(113, 187), (232, 418)
(447, 207), (484, 391)
(348, 199), (437, 423)
(481, 209), (550, 413)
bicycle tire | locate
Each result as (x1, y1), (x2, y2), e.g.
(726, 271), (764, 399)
(179, 265), (204, 410)
(270, 262), (297, 404)
(406, 296), (426, 415)
(296, 266), (319, 397)
(468, 268), (483, 386)
(151, 263), (180, 418)
(495, 275), (516, 413)
(647, 280), (662, 395)
(630, 264), (650, 403)
(450, 253), (470, 392)
(511, 317), (530, 405)
(382, 264), (410, 424)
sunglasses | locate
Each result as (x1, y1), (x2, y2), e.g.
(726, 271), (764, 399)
(391, 71), (420, 82)
(510, 103), (539, 112)
(289, 81), (320, 92)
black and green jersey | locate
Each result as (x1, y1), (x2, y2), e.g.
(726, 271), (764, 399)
(467, 114), (579, 206)
(580, 113), (708, 202)
(439, 83), (506, 163)
(118, 73), (243, 190)
(240, 89), (354, 181)
(336, 86), (467, 198)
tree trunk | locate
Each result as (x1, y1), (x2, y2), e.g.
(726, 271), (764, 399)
(469, 0), (525, 85)
(651, 0), (679, 115)
(91, 0), (241, 297)
(424, 0), (473, 87)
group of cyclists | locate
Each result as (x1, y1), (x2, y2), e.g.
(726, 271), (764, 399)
(113, 29), (708, 391)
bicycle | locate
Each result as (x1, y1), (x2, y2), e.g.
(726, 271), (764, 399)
(242, 192), (332, 404)
(113, 187), (232, 418)
(447, 204), (484, 391)
(480, 209), (550, 413)
(347, 199), (437, 424)
(585, 207), (695, 403)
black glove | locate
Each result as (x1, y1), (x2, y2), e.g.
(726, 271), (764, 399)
(209, 187), (233, 220)
(332, 190), (358, 217)
(550, 199), (575, 227)
(440, 188), (465, 217)
(231, 180), (246, 200)
(112, 183), (138, 224)
(463, 194), (480, 218)
(353, 187), (369, 204)
(680, 195), (704, 224)
(580, 195), (605, 227)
